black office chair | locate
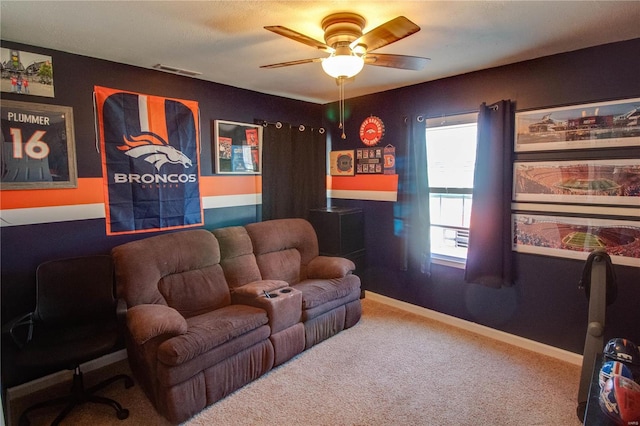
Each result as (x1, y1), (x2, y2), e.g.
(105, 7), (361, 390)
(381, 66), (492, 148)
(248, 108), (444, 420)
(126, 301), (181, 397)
(7, 255), (133, 425)
(576, 249), (617, 422)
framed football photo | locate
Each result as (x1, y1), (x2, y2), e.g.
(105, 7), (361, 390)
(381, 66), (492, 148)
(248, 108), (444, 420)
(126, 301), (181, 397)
(214, 120), (262, 174)
(1, 100), (77, 189)
(330, 150), (355, 176)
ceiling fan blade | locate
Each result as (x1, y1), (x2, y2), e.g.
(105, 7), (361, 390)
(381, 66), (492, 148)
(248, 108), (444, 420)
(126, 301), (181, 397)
(351, 16), (420, 52)
(365, 53), (430, 70)
(260, 58), (324, 69)
(264, 26), (333, 52)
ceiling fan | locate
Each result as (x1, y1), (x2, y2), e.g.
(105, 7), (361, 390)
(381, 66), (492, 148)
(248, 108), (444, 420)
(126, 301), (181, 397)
(260, 12), (430, 78)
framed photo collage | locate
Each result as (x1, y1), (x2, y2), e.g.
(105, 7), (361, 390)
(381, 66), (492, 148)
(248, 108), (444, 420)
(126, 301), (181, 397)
(511, 97), (640, 267)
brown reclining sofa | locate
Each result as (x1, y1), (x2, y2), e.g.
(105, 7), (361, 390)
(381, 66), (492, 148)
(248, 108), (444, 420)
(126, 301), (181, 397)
(111, 218), (361, 423)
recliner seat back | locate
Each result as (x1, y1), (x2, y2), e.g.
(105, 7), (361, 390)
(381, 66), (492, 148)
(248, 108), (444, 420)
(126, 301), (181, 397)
(213, 226), (262, 289)
(245, 218), (319, 285)
(112, 229), (231, 318)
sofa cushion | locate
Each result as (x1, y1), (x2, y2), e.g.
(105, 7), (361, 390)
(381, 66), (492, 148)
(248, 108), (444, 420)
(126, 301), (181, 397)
(158, 264), (230, 318)
(254, 249), (301, 285)
(157, 304), (268, 366)
(302, 287), (361, 322)
(156, 326), (272, 388)
(245, 219), (319, 280)
(213, 226), (262, 289)
(112, 229), (226, 310)
(293, 274), (361, 310)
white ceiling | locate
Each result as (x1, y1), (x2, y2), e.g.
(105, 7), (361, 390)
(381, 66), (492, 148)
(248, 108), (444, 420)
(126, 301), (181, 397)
(2, 1), (640, 104)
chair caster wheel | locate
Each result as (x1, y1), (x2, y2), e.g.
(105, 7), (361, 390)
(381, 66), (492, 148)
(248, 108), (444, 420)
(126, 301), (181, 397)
(117, 408), (129, 420)
(576, 402), (587, 422)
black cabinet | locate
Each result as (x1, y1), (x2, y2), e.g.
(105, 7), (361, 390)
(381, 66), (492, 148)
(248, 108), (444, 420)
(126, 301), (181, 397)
(308, 207), (365, 274)
(309, 207), (363, 256)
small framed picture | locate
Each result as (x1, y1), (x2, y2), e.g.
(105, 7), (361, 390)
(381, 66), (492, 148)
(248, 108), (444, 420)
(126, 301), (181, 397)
(330, 150), (355, 176)
(214, 120), (262, 174)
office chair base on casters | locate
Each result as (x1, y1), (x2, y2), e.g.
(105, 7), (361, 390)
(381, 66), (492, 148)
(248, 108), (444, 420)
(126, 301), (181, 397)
(577, 401), (587, 423)
(18, 367), (134, 426)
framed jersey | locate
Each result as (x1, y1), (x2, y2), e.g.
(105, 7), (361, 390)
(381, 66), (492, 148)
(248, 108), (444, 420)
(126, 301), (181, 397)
(1, 100), (77, 190)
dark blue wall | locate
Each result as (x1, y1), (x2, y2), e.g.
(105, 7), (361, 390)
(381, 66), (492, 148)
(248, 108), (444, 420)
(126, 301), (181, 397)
(325, 39), (640, 354)
(0, 41), (323, 326)
(2, 38), (639, 363)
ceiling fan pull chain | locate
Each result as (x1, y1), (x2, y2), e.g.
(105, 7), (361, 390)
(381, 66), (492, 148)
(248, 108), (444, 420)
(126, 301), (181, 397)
(339, 77), (347, 139)
(338, 78), (343, 130)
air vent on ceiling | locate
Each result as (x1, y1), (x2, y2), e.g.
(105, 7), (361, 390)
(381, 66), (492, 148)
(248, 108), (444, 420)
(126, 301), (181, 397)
(152, 64), (202, 77)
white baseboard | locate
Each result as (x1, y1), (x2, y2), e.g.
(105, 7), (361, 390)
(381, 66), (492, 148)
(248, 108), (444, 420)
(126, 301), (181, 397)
(365, 291), (583, 366)
(6, 349), (128, 401)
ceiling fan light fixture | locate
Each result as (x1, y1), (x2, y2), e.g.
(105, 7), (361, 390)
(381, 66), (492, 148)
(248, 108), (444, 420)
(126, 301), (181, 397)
(321, 46), (364, 78)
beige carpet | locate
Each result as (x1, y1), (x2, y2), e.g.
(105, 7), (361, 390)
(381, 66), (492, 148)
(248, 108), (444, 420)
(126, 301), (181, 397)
(9, 298), (582, 426)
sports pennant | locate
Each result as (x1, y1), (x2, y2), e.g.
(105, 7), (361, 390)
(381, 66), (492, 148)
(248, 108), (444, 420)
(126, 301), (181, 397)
(95, 86), (203, 235)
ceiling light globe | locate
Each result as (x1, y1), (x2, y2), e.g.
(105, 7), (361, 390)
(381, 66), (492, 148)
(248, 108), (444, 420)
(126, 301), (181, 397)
(322, 54), (365, 79)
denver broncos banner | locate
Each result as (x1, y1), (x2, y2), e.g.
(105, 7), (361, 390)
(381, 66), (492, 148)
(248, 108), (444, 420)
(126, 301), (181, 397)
(95, 86), (203, 235)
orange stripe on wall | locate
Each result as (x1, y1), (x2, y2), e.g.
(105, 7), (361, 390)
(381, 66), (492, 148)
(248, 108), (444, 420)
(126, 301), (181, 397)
(199, 175), (262, 197)
(0, 178), (105, 209)
(1, 176), (262, 210)
(327, 174), (398, 192)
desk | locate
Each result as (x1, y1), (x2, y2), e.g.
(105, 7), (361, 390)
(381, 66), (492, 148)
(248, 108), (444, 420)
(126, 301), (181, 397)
(583, 356), (617, 426)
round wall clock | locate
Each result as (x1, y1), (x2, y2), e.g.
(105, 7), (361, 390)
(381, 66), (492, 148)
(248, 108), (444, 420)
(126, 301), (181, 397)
(359, 116), (385, 146)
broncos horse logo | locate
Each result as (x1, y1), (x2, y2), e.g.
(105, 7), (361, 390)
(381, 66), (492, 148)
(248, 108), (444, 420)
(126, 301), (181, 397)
(118, 133), (192, 171)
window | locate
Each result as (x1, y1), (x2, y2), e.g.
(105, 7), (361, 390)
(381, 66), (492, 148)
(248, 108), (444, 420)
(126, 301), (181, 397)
(426, 113), (478, 262)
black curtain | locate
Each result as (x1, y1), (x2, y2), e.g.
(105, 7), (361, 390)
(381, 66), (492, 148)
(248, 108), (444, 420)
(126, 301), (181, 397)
(261, 123), (326, 220)
(397, 115), (431, 275)
(464, 100), (515, 288)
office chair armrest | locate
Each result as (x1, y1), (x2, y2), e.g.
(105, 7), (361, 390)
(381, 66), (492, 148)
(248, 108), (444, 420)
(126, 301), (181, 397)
(126, 304), (188, 345)
(307, 256), (356, 279)
(116, 298), (128, 332)
(1, 312), (34, 349)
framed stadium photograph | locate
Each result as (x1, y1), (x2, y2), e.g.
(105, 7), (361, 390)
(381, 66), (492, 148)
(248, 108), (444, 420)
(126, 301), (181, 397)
(330, 150), (355, 176)
(512, 213), (640, 267)
(514, 97), (640, 152)
(513, 159), (640, 206)
(214, 120), (262, 174)
(1, 100), (77, 190)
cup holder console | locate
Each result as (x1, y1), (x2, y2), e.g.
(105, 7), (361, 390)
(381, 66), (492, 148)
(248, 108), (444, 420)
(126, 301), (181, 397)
(263, 287), (295, 299)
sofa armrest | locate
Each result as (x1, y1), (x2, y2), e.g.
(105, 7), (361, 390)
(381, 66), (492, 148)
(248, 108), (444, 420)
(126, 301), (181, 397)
(126, 304), (188, 345)
(307, 256), (355, 279)
(231, 280), (302, 334)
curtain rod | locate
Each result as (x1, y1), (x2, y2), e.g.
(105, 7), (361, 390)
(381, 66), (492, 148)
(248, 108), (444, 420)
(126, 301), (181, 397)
(259, 120), (325, 134)
(404, 108), (481, 124)
(404, 102), (502, 125)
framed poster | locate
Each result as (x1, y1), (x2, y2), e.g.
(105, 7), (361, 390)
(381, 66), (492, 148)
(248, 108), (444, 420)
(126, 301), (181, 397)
(1, 100), (77, 189)
(513, 158), (640, 206)
(514, 97), (640, 152)
(356, 147), (383, 174)
(330, 150), (355, 176)
(512, 213), (640, 267)
(0, 48), (55, 98)
(214, 120), (262, 174)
